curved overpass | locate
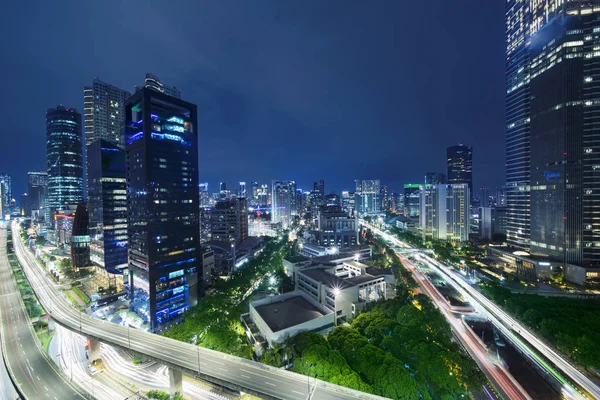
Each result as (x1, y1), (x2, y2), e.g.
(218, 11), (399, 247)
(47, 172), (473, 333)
(11, 222), (386, 400)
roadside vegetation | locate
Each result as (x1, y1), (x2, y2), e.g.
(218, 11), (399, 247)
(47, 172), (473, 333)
(163, 236), (294, 358)
(481, 281), (600, 370)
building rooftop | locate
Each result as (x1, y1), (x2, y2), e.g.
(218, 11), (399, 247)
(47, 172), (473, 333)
(366, 266), (393, 276)
(346, 274), (381, 286)
(254, 295), (326, 332)
(343, 261), (369, 271)
(285, 255), (311, 263)
(300, 268), (354, 290)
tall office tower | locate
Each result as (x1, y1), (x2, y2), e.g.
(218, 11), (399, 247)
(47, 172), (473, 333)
(381, 185), (391, 211)
(325, 192), (340, 207)
(311, 180), (325, 210)
(258, 184), (269, 206)
(46, 106), (84, 221)
(396, 193), (405, 214)
(316, 206), (359, 248)
(210, 197), (248, 244)
(239, 182), (247, 198)
(125, 87), (200, 331)
(496, 186), (507, 207)
(199, 182), (210, 207)
(447, 144), (473, 196)
(420, 184), (470, 242)
(341, 190), (355, 216)
(425, 172), (446, 185)
(505, 1), (600, 271)
(83, 78), (131, 149)
(27, 172), (47, 219)
(250, 182), (259, 205)
(480, 188), (490, 207)
(354, 179), (381, 214)
(71, 203), (90, 269)
(142, 73), (181, 99)
(0, 184), (3, 218)
(271, 180), (297, 229)
(219, 182), (227, 199)
(403, 184), (421, 218)
(0, 174), (11, 214)
(87, 139), (127, 276)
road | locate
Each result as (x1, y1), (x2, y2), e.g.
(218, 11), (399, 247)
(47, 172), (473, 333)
(0, 222), (85, 400)
(0, 343), (19, 400)
(400, 253), (531, 400)
(364, 221), (600, 400)
(11, 221), (387, 400)
(53, 324), (228, 400)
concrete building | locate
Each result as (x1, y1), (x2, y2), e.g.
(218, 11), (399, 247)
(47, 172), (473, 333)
(210, 197), (248, 244)
(27, 171), (48, 219)
(480, 207), (508, 242)
(420, 184), (470, 242)
(354, 179), (380, 214)
(313, 206), (358, 249)
(271, 180), (297, 229)
(403, 184), (421, 219)
(200, 247), (215, 286)
(0, 174), (11, 215)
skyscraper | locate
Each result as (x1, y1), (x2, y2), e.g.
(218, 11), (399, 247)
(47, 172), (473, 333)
(420, 184), (470, 242)
(250, 182), (259, 205)
(87, 139), (128, 276)
(311, 180), (325, 210)
(425, 172), (446, 185)
(125, 87), (200, 331)
(403, 184), (421, 218)
(271, 180), (297, 229)
(210, 197), (248, 244)
(142, 73), (181, 99)
(0, 174), (11, 215)
(239, 182), (247, 198)
(505, 2), (600, 272)
(46, 106), (84, 220)
(84, 78), (131, 149)
(354, 179), (380, 214)
(27, 172), (48, 219)
(447, 144), (472, 196)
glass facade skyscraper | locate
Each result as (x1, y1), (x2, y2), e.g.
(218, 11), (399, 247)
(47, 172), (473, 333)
(354, 179), (380, 214)
(125, 88), (200, 331)
(87, 139), (128, 275)
(505, 1), (600, 269)
(0, 174), (11, 215)
(447, 144), (472, 196)
(271, 180), (297, 228)
(46, 106), (84, 220)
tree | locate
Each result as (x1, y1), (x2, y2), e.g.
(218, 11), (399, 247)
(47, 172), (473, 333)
(36, 236), (47, 246)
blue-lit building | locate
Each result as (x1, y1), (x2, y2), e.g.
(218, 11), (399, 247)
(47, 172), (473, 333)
(505, 1), (600, 283)
(46, 105), (84, 221)
(87, 139), (128, 279)
(125, 87), (201, 331)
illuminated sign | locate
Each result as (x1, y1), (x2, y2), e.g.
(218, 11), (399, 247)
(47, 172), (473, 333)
(544, 171), (561, 181)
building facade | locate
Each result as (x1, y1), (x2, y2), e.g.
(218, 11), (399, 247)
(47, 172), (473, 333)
(425, 172), (446, 185)
(210, 197), (249, 244)
(46, 106), (84, 221)
(125, 88), (200, 331)
(447, 144), (473, 197)
(271, 180), (297, 229)
(27, 172), (48, 219)
(403, 184), (421, 218)
(420, 184), (470, 242)
(0, 174), (11, 215)
(87, 139), (128, 275)
(315, 206), (359, 248)
(84, 78), (131, 149)
(354, 179), (380, 214)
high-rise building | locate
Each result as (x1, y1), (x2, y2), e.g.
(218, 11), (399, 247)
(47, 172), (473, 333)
(271, 180), (297, 229)
(250, 182), (259, 205)
(210, 197), (248, 244)
(403, 184), (421, 218)
(480, 188), (490, 208)
(310, 180), (325, 210)
(420, 184), (470, 242)
(505, 2), (600, 272)
(71, 203), (91, 269)
(258, 184), (269, 206)
(142, 73), (181, 99)
(199, 182), (210, 207)
(87, 139), (128, 276)
(315, 206), (359, 248)
(496, 186), (507, 207)
(325, 193), (340, 207)
(46, 106), (84, 221)
(354, 179), (380, 214)
(27, 172), (47, 216)
(447, 144), (472, 196)
(125, 87), (200, 331)
(341, 190), (355, 216)
(0, 174), (11, 215)
(425, 172), (446, 185)
(84, 78), (131, 149)
(239, 182), (247, 198)
(0, 184), (4, 219)
(381, 185), (391, 211)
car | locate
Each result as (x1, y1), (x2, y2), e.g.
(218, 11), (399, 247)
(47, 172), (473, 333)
(88, 365), (97, 375)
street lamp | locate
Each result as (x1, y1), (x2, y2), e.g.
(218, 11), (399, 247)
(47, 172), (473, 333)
(333, 288), (341, 326)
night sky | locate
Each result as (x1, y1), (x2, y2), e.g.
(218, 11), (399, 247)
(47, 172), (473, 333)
(0, 1), (505, 198)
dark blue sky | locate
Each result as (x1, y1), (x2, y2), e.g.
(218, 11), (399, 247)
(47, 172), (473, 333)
(0, 1), (505, 198)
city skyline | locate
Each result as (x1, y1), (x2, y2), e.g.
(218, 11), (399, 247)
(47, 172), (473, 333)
(0, 1), (505, 198)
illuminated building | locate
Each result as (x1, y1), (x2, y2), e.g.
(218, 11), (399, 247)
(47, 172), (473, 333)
(424, 172), (446, 185)
(271, 180), (297, 229)
(354, 179), (380, 214)
(403, 184), (421, 218)
(46, 105), (84, 221)
(315, 206), (359, 248)
(27, 172), (47, 219)
(0, 174), (11, 215)
(84, 78), (131, 149)
(210, 197), (248, 244)
(447, 144), (472, 197)
(141, 73), (181, 99)
(87, 139), (127, 276)
(325, 193), (340, 207)
(310, 180), (325, 210)
(341, 190), (355, 216)
(71, 203), (90, 269)
(420, 184), (470, 242)
(125, 87), (200, 331)
(250, 181), (259, 205)
(505, 1), (600, 275)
